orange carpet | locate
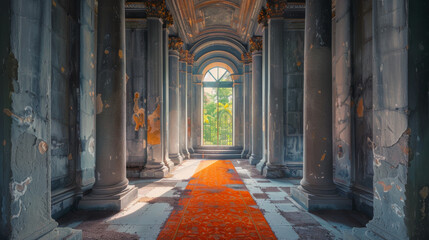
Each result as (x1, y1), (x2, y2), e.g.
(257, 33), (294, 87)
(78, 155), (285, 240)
(157, 160), (277, 240)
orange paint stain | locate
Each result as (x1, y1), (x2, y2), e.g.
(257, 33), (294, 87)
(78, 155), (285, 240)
(321, 153), (326, 161)
(61, 67), (65, 73)
(104, 49), (109, 55)
(297, 61), (302, 67)
(187, 117), (191, 137)
(147, 104), (161, 145)
(52, 0), (56, 7)
(357, 98), (364, 118)
(133, 92), (145, 131)
(378, 181), (393, 192)
(118, 49), (123, 59)
(96, 94), (104, 114)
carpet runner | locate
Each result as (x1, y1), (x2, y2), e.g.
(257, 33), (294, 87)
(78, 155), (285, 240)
(157, 160), (277, 240)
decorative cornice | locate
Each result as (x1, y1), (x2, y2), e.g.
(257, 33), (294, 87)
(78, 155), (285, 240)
(266, 0), (287, 18)
(241, 52), (252, 64)
(179, 49), (188, 62)
(168, 36), (183, 51)
(249, 36), (263, 52)
(257, 7), (269, 26)
(142, 0), (167, 18)
(187, 53), (195, 65)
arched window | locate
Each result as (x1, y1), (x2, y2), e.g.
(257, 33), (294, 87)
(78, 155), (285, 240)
(202, 67), (233, 146)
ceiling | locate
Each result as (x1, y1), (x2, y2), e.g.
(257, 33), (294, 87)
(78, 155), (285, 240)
(167, 0), (264, 45)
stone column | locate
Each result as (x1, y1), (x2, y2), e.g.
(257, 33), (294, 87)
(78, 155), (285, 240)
(234, 75), (244, 148)
(291, 0), (350, 211)
(241, 53), (252, 158)
(264, 2), (286, 178)
(162, 18), (175, 171)
(187, 56), (195, 153)
(256, 8), (269, 173)
(178, 50), (187, 158)
(80, 0), (138, 210)
(249, 37), (263, 165)
(332, 0), (353, 194)
(140, 2), (169, 178)
(168, 37), (183, 165)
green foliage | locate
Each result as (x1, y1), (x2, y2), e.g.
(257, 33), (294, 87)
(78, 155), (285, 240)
(203, 87), (233, 145)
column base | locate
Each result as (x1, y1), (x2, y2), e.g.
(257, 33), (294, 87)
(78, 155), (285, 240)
(39, 227), (82, 240)
(256, 158), (267, 174)
(291, 186), (352, 211)
(262, 164), (286, 178)
(249, 154), (262, 165)
(344, 221), (405, 240)
(169, 153), (184, 165)
(188, 147), (194, 154)
(140, 162), (169, 178)
(164, 157), (175, 172)
(246, 151), (252, 159)
(241, 149), (249, 159)
(182, 149), (190, 159)
(79, 185), (138, 211)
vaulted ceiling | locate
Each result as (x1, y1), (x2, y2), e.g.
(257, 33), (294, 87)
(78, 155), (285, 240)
(167, 0), (264, 45)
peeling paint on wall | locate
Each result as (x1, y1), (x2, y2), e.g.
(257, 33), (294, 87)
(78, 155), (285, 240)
(147, 104), (161, 145)
(133, 92), (145, 131)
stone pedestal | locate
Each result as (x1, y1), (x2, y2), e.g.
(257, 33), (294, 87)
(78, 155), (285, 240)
(291, 0), (350, 210)
(264, 15), (286, 178)
(80, 0), (137, 210)
(249, 42), (263, 165)
(140, 15), (169, 178)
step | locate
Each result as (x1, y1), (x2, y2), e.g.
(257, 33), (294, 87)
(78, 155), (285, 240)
(194, 146), (243, 151)
(193, 149), (243, 154)
(190, 153), (243, 160)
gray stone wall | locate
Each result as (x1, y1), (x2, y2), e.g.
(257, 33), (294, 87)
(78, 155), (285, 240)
(126, 27), (148, 168)
(50, 0), (81, 218)
(283, 24), (304, 178)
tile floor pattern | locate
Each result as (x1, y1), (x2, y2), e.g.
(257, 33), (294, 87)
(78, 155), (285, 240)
(59, 159), (368, 240)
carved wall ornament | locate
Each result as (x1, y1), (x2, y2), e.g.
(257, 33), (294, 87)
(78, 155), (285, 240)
(258, 7), (269, 26)
(241, 52), (252, 64)
(266, 0), (287, 18)
(143, 0), (167, 18)
(249, 37), (263, 52)
(169, 36), (183, 51)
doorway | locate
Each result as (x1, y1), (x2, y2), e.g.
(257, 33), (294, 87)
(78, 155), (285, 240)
(202, 67), (234, 146)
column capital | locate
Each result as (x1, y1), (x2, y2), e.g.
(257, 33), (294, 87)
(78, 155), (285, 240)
(187, 52), (195, 65)
(143, 0), (167, 19)
(179, 49), (188, 62)
(258, 7), (269, 26)
(241, 52), (252, 64)
(163, 9), (174, 28)
(169, 36), (183, 51)
(266, 0), (287, 18)
(249, 36), (263, 53)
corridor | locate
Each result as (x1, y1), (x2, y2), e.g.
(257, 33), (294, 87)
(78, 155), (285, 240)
(58, 160), (367, 239)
